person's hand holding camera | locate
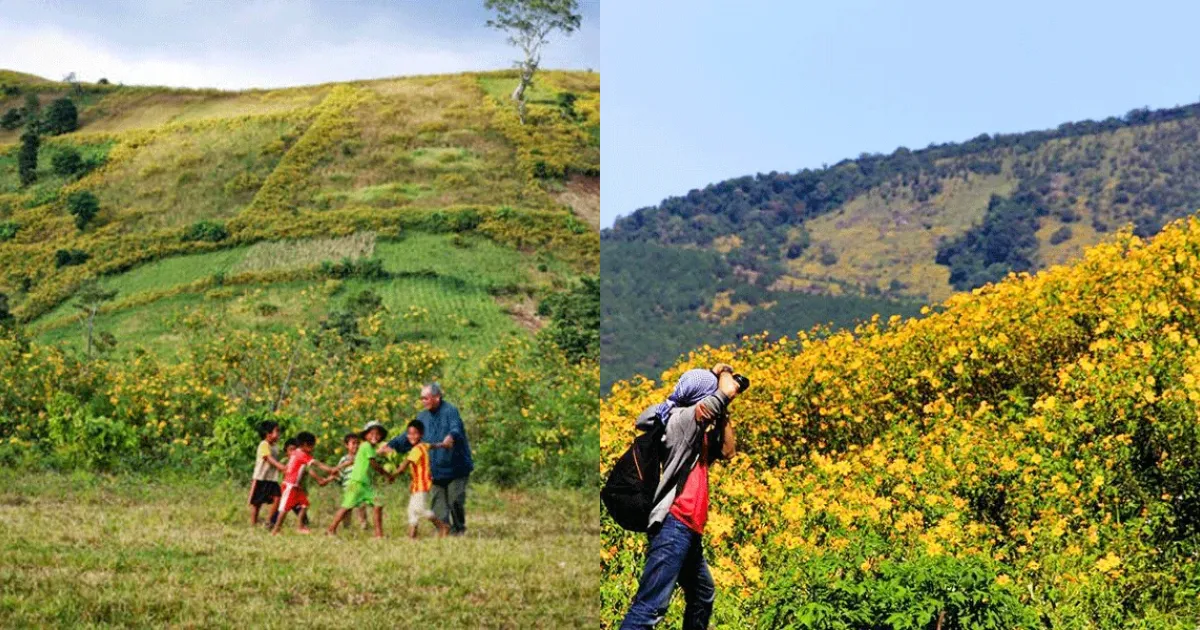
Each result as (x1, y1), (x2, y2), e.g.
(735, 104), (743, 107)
(720, 372), (739, 400)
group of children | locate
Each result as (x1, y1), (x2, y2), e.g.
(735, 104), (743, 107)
(247, 418), (450, 538)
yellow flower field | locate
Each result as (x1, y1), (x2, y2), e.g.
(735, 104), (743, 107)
(602, 216), (1200, 627)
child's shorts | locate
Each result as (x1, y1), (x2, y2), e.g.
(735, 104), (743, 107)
(249, 479), (281, 506)
(341, 481), (378, 509)
(279, 484), (309, 513)
(407, 491), (435, 526)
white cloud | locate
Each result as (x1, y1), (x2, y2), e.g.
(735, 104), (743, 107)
(0, 24), (513, 89)
(0, 1), (595, 90)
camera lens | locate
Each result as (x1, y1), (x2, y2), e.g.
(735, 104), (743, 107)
(732, 373), (750, 393)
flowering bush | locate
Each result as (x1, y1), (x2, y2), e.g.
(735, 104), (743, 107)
(602, 216), (1200, 626)
(462, 336), (598, 487)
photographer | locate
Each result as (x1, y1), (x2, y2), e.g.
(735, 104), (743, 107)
(621, 363), (746, 630)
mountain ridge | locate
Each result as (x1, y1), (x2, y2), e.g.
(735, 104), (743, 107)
(601, 99), (1200, 388)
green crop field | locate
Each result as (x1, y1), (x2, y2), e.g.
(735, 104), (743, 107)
(29, 232), (541, 378)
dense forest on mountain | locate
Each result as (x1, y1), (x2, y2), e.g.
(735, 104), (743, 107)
(602, 101), (1200, 388)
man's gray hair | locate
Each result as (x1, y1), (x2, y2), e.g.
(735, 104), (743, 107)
(423, 382), (443, 397)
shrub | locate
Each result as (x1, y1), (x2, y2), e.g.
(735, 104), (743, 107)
(538, 276), (599, 363)
(181, 220), (230, 243)
(1049, 225), (1073, 245)
(557, 92), (578, 119)
(51, 147), (86, 178)
(203, 411), (299, 476)
(0, 292), (12, 328)
(462, 338), (597, 487)
(54, 248), (89, 268)
(755, 552), (1035, 629)
(423, 211), (450, 233)
(0, 221), (19, 242)
(17, 131), (38, 187)
(65, 190), (100, 230)
(451, 208), (482, 232)
(44, 394), (140, 472)
(565, 215), (588, 235)
(0, 107), (21, 130)
(319, 257), (388, 281)
(42, 98), (78, 135)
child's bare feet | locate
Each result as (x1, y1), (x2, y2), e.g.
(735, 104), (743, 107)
(297, 528), (312, 535)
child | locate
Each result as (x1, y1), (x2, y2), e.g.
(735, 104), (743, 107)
(248, 420), (286, 526)
(396, 419), (450, 538)
(270, 432), (337, 535)
(327, 421), (396, 538)
(334, 433), (370, 530)
(268, 438), (310, 528)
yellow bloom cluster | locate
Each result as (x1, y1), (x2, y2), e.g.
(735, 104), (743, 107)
(0, 312), (446, 462)
(602, 216), (1200, 625)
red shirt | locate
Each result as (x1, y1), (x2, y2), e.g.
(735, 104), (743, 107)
(283, 450), (312, 486)
(669, 434), (709, 534)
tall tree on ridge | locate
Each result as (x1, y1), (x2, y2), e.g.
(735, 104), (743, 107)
(485, 0), (581, 125)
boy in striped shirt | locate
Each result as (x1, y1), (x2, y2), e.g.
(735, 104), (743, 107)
(397, 419), (450, 538)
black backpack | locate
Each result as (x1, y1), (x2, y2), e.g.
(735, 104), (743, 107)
(601, 418), (666, 532)
(602, 413), (704, 533)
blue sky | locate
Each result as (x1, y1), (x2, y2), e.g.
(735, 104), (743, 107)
(601, 0), (1200, 228)
(0, 0), (598, 89)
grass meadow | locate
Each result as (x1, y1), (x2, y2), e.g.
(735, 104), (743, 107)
(0, 471), (597, 628)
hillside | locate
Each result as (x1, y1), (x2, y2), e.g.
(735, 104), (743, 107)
(0, 69), (597, 355)
(602, 103), (1200, 388)
(0, 68), (599, 488)
(602, 215), (1200, 627)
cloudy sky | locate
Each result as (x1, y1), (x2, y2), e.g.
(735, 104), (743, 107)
(0, 0), (599, 89)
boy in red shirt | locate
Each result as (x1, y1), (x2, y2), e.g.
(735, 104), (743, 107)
(270, 431), (338, 535)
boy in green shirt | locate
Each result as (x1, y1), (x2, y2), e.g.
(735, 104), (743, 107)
(327, 421), (396, 538)
(334, 433), (370, 531)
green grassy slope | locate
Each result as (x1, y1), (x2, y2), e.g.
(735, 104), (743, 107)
(602, 103), (1200, 388)
(0, 69), (599, 376)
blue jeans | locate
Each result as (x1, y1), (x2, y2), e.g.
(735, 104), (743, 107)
(620, 513), (715, 629)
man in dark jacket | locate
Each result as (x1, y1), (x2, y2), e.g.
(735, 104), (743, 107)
(380, 382), (474, 535)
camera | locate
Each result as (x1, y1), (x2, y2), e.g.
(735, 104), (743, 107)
(732, 373), (750, 393)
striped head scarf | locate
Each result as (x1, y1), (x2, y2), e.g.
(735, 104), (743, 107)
(655, 368), (718, 422)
